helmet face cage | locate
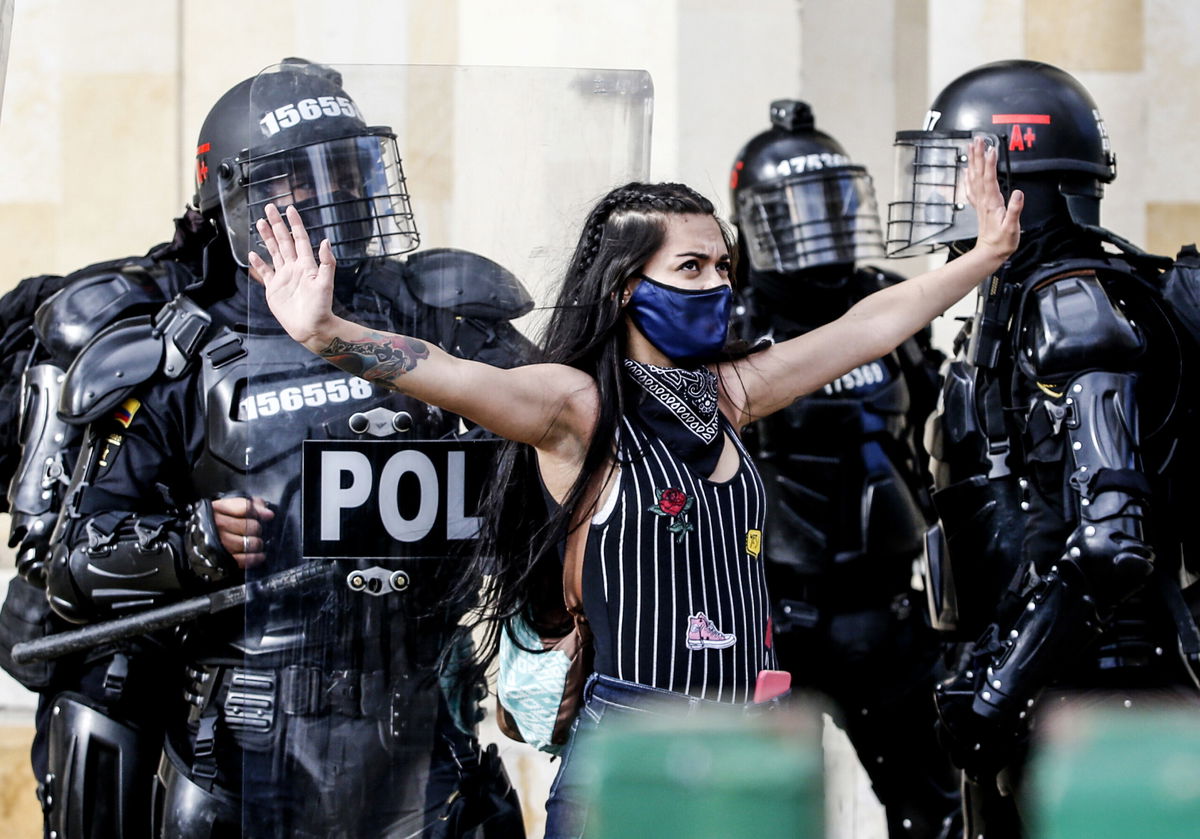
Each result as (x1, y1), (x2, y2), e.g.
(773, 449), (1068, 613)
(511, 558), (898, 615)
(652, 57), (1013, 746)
(220, 128), (419, 268)
(736, 166), (885, 272)
(886, 130), (999, 256)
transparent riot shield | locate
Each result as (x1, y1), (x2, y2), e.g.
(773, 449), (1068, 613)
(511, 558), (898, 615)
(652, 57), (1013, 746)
(0, 0), (12, 118)
(211, 62), (651, 838)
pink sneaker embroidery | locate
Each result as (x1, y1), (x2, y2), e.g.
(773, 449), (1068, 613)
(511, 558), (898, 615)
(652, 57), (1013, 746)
(685, 612), (737, 650)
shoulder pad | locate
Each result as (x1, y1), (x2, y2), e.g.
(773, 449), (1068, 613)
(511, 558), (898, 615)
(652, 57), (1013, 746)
(34, 257), (199, 364)
(1017, 270), (1143, 379)
(403, 248), (534, 320)
(59, 295), (212, 424)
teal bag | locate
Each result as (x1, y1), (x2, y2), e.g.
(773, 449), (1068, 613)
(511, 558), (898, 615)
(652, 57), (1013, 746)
(496, 616), (588, 754)
(495, 525), (591, 754)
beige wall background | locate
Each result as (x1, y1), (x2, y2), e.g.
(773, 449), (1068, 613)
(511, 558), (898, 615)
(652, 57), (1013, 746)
(0, 0), (1196, 836)
(3, 0), (1195, 284)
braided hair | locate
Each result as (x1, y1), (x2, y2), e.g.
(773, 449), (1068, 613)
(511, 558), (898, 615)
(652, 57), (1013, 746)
(449, 182), (738, 682)
(544, 182), (721, 360)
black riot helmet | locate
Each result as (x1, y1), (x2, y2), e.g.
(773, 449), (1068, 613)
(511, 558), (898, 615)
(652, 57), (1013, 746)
(730, 99), (885, 277)
(194, 58), (419, 269)
(887, 59), (1116, 255)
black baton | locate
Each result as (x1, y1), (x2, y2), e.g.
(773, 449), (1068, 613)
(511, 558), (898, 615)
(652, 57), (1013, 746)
(12, 561), (333, 664)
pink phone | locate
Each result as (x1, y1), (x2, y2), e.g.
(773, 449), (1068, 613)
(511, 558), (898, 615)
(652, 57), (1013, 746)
(754, 669), (792, 703)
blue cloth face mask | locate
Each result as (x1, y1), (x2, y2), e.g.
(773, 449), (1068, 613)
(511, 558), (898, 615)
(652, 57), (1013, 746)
(624, 274), (733, 367)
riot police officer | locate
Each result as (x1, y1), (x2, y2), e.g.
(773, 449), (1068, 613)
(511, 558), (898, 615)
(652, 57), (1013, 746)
(39, 59), (531, 838)
(889, 60), (1200, 836)
(730, 99), (960, 839)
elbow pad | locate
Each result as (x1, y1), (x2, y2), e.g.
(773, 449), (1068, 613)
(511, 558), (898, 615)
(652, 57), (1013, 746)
(46, 512), (190, 623)
(1059, 370), (1154, 604)
(6, 362), (80, 585)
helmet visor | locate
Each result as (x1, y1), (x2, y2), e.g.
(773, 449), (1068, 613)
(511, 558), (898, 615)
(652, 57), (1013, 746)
(223, 129), (419, 267)
(735, 167), (884, 272)
(886, 130), (999, 256)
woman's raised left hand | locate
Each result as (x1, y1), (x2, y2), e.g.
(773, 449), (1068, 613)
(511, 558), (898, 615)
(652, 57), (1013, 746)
(966, 136), (1023, 264)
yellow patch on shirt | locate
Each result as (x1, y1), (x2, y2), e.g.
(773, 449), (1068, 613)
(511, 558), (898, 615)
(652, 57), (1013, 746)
(745, 528), (762, 559)
(112, 398), (141, 428)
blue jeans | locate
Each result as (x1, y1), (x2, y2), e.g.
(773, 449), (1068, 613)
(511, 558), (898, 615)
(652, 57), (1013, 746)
(543, 673), (784, 839)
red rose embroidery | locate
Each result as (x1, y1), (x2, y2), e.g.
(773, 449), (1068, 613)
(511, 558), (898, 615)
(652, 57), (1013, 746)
(658, 488), (687, 516)
(648, 487), (695, 542)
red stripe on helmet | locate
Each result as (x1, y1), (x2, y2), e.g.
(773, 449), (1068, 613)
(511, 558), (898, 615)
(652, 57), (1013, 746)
(992, 114), (1051, 125)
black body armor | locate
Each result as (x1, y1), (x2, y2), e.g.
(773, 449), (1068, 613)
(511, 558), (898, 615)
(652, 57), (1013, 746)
(884, 58), (1200, 839)
(925, 243), (1200, 836)
(43, 251), (532, 839)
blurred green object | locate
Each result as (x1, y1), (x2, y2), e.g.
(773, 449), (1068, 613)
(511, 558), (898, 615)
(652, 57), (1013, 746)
(583, 705), (824, 839)
(1027, 699), (1200, 839)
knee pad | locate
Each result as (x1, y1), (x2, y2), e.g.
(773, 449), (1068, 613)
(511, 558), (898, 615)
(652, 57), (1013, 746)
(45, 692), (159, 839)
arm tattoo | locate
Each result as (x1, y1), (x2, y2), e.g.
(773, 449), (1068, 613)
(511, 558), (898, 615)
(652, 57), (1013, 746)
(318, 333), (430, 383)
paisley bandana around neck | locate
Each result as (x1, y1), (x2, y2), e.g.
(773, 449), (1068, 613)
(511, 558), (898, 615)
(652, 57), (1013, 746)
(622, 359), (723, 475)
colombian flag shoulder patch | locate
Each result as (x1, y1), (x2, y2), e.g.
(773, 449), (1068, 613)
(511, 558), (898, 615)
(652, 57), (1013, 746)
(112, 398), (141, 428)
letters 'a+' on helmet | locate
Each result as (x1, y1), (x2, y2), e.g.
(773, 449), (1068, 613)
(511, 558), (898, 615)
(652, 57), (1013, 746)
(887, 59), (1117, 256)
(730, 99), (885, 275)
(194, 58), (420, 269)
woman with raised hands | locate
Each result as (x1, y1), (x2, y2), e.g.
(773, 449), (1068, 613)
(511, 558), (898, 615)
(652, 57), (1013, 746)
(251, 137), (1021, 838)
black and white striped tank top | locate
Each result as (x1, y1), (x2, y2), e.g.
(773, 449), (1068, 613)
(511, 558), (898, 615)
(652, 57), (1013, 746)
(580, 414), (774, 703)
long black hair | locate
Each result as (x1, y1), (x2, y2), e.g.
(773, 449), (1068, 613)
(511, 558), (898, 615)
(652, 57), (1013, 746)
(450, 182), (738, 679)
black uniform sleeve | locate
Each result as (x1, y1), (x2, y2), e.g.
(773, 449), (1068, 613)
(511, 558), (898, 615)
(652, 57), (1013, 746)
(46, 376), (212, 622)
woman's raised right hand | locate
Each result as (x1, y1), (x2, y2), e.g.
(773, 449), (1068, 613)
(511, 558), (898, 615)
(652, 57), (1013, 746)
(248, 203), (341, 353)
